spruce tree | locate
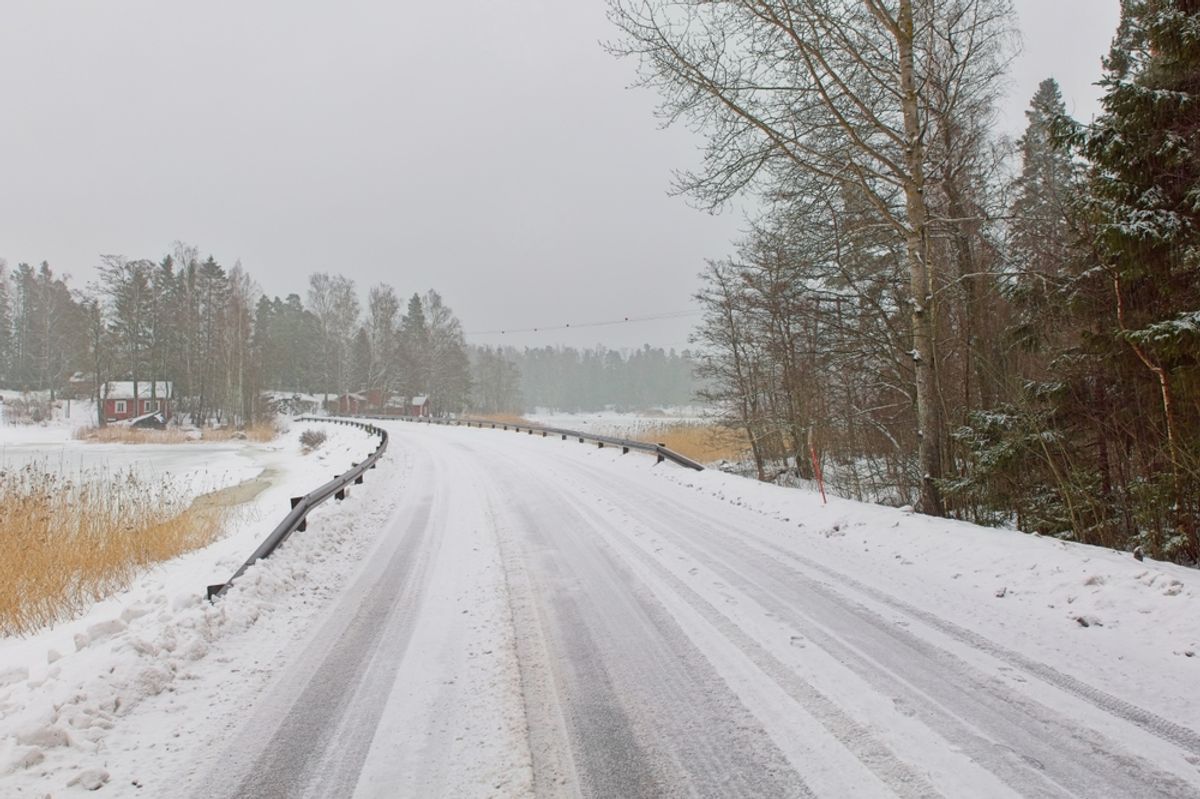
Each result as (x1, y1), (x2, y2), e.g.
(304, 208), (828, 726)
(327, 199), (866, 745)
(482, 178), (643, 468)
(1007, 79), (1083, 353)
(1072, 0), (1200, 559)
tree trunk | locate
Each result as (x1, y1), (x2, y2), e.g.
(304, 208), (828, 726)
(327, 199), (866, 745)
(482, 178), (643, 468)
(898, 0), (945, 515)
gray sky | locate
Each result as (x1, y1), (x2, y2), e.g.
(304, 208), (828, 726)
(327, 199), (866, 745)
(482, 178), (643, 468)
(0, 1), (1120, 352)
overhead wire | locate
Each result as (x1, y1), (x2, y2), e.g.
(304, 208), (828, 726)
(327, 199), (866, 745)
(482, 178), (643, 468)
(464, 309), (700, 337)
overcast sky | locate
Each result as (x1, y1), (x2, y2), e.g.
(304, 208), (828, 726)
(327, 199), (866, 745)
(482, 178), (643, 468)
(0, 1), (1121, 351)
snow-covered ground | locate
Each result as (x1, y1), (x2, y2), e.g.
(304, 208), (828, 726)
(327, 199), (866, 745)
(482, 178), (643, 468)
(526, 407), (707, 437)
(0, 394), (98, 440)
(0, 420), (381, 795)
(1, 417), (1197, 796)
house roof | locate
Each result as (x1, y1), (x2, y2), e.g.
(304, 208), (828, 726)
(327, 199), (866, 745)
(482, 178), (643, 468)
(411, 395), (428, 406)
(104, 381), (173, 400)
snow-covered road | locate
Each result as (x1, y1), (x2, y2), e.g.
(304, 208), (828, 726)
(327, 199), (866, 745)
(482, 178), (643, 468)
(191, 421), (1200, 798)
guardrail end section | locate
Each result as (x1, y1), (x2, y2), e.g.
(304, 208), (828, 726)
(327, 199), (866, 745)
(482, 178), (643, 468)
(206, 583), (226, 602)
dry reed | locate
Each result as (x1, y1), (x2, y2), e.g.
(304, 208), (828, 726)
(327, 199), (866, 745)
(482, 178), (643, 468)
(0, 465), (229, 636)
(74, 421), (279, 445)
(75, 426), (192, 444)
(473, 413), (533, 426)
(634, 422), (750, 464)
(200, 422), (279, 443)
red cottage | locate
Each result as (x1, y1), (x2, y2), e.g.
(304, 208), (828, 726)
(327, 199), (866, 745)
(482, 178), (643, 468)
(332, 392), (369, 415)
(103, 381), (173, 423)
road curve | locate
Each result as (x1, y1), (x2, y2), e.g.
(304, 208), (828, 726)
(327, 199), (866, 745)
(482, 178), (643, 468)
(197, 421), (1200, 798)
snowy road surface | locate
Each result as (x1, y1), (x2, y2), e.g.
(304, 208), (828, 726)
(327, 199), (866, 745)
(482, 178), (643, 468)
(186, 421), (1200, 798)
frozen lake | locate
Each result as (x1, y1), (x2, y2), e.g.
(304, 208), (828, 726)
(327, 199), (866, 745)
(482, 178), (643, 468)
(0, 427), (265, 496)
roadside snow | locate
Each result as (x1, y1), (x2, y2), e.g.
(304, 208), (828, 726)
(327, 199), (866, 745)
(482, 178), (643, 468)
(0, 420), (381, 795)
(543, 437), (1199, 729)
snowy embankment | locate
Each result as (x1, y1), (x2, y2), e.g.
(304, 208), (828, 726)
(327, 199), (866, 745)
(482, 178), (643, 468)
(602, 442), (1199, 725)
(0, 420), (383, 794)
(527, 412), (1198, 700)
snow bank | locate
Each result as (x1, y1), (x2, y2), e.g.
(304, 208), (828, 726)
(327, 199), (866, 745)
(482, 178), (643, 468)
(549, 439), (1199, 728)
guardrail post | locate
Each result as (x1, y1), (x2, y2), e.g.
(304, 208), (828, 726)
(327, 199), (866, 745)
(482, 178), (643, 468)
(561, 433), (567, 440)
(597, 441), (604, 448)
(291, 497), (307, 531)
(622, 445), (629, 454)
(335, 486), (347, 501)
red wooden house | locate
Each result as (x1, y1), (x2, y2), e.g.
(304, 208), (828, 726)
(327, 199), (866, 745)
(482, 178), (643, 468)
(332, 392), (369, 415)
(103, 381), (173, 423)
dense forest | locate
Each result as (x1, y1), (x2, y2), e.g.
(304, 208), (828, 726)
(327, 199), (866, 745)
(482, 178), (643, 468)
(0, 245), (472, 423)
(611, 0), (1199, 561)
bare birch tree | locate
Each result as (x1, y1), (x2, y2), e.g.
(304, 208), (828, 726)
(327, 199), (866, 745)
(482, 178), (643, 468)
(608, 0), (1014, 514)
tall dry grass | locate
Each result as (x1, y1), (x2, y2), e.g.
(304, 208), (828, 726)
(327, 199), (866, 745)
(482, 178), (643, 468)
(75, 426), (192, 444)
(0, 465), (229, 636)
(201, 422), (279, 443)
(74, 421), (279, 445)
(472, 413), (533, 426)
(634, 422), (750, 464)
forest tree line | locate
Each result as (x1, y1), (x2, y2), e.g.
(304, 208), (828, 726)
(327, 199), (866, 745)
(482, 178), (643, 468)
(0, 244), (471, 424)
(0, 250), (698, 425)
(610, 0), (1200, 560)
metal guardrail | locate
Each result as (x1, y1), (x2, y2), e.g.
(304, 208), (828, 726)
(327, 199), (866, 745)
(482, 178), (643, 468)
(206, 417), (389, 601)
(353, 413), (705, 472)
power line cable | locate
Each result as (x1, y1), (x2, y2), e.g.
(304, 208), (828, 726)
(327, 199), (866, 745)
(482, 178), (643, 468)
(464, 309), (700, 337)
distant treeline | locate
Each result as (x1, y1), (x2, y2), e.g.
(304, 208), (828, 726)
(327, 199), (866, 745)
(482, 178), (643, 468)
(0, 246), (695, 425)
(470, 345), (696, 414)
(0, 243), (470, 424)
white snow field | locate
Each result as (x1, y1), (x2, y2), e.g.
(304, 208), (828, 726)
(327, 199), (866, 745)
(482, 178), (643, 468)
(2, 418), (1198, 797)
(527, 407), (706, 438)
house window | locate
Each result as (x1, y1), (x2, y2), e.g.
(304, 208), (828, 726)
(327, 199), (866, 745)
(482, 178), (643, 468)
(114, 400), (127, 414)
(143, 400), (157, 412)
